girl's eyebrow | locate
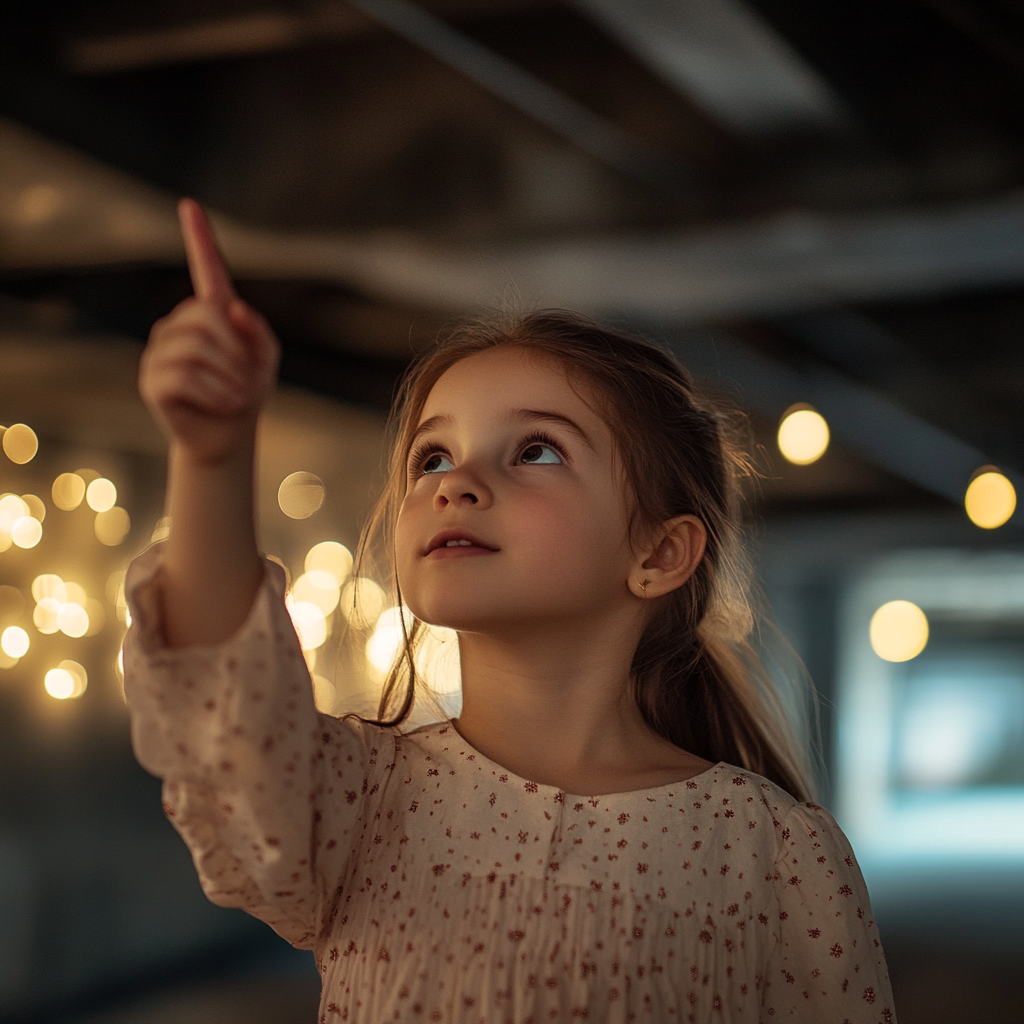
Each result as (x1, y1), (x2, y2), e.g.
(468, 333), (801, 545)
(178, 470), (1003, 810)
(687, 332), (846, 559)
(409, 409), (595, 452)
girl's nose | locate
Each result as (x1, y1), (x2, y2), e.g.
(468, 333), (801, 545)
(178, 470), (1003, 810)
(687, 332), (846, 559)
(433, 464), (492, 510)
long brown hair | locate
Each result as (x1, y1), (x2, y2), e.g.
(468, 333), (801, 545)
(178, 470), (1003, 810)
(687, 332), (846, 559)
(354, 309), (817, 801)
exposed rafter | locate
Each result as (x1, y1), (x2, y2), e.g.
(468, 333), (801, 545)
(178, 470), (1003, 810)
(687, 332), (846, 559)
(571, 0), (849, 137)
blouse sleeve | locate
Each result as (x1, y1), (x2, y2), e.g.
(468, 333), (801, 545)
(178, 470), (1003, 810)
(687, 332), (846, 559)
(763, 801), (897, 1023)
(122, 542), (388, 949)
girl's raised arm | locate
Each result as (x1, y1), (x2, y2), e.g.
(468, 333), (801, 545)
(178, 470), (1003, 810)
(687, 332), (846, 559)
(139, 199), (280, 648)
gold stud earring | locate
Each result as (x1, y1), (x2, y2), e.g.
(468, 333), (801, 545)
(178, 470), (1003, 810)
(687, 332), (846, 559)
(639, 578), (649, 596)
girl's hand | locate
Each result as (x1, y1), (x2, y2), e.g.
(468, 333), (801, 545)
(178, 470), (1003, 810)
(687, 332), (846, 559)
(139, 199), (280, 465)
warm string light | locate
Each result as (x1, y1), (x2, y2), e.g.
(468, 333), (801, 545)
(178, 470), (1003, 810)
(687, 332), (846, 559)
(278, 471), (325, 519)
(870, 600), (929, 663)
(777, 405), (830, 465)
(0, 426), (134, 702)
(965, 468), (1016, 529)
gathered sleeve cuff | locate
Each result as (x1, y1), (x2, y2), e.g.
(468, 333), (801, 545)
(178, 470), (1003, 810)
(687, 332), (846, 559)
(122, 542), (389, 949)
(763, 800), (897, 1023)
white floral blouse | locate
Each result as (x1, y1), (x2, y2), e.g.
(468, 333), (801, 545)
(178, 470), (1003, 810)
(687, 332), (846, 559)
(124, 545), (896, 1023)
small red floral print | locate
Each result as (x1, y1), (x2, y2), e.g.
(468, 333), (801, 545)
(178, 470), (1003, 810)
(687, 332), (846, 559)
(124, 558), (897, 1024)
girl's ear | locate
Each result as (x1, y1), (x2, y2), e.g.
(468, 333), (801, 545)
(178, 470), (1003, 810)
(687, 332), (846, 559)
(629, 515), (707, 599)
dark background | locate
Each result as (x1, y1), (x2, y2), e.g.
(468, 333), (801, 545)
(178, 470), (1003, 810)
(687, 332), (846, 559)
(1, 1), (1023, 1021)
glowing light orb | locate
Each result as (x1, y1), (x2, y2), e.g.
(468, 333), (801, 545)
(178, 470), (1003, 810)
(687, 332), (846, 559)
(305, 541), (353, 587)
(45, 660), (87, 699)
(85, 478), (117, 513)
(278, 472), (325, 519)
(0, 494), (29, 530)
(339, 578), (387, 630)
(20, 494), (45, 521)
(870, 600), (929, 663)
(33, 574), (66, 603)
(95, 506), (131, 545)
(33, 598), (62, 635)
(52, 472), (86, 510)
(2, 424), (38, 464)
(286, 598), (327, 651)
(777, 407), (830, 465)
(292, 571), (341, 615)
(965, 470), (1016, 530)
(12, 516), (42, 548)
(58, 603), (89, 638)
(1, 626), (29, 659)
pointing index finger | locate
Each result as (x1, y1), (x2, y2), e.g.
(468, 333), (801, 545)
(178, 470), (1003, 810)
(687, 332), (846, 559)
(178, 198), (237, 304)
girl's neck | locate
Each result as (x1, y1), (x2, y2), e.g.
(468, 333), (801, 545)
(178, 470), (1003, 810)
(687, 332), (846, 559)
(451, 623), (712, 796)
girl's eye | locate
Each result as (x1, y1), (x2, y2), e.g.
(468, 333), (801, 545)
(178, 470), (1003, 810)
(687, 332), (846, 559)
(519, 443), (562, 465)
(421, 451), (455, 474)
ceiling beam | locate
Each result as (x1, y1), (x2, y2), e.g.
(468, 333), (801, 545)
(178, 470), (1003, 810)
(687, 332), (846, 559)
(62, 0), (545, 74)
(5, 119), (1024, 324)
(570, 0), (848, 138)
(347, 0), (697, 199)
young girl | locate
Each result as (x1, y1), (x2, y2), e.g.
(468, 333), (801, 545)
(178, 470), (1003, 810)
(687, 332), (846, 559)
(124, 199), (896, 1023)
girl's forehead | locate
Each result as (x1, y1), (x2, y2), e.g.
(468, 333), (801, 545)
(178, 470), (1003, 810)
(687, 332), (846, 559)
(422, 347), (586, 415)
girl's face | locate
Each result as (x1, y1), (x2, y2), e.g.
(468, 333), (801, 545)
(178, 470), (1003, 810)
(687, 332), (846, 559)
(396, 347), (639, 634)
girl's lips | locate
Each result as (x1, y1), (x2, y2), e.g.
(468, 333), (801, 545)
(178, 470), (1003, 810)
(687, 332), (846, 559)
(425, 544), (497, 559)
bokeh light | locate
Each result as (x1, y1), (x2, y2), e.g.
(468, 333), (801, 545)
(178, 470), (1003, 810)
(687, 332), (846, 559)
(33, 574), (66, 603)
(52, 472), (86, 510)
(366, 605), (415, 674)
(12, 516), (42, 548)
(2, 424), (39, 464)
(95, 506), (131, 545)
(33, 598), (62, 634)
(965, 469), (1016, 529)
(57, 603), (89, 638)
(286, 597), (327, 651)
(20, 494), (45, 521)
(305, 540), (353, 587)
(85, 477), (117, 512)
(278, 471), (325, 519)
(1, 626), (29, 659)
(0, 494), (29, 530)
(44, 660), (87, 700)
(870, 600), (929, 663)
(292, 571), (341, 615)
(778, 406), (830, 465)
(339, 577), (388, 629)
